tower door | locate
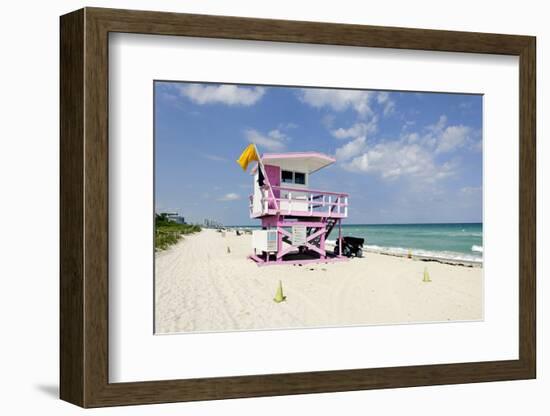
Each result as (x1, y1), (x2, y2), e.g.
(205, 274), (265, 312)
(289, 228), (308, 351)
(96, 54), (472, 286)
(264, 165), (280, 208)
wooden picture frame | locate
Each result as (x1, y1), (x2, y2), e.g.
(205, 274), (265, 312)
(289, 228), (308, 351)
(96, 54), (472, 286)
(60, 7), (536, 408)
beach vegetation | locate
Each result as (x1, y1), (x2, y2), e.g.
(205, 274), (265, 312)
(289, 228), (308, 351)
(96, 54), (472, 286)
(155, 213), (201, 251)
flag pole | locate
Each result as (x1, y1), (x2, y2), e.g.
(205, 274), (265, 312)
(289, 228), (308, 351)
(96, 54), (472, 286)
(253, 144), (278, 211)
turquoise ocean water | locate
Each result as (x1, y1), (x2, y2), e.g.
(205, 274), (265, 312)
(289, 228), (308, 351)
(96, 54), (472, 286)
(333, 223), (483, 263)
(233, 222), (483, 264)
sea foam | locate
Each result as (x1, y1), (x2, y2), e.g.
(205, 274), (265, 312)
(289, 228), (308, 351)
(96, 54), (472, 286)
(471, 245), (483, 253)
(326, 240), (482, 264)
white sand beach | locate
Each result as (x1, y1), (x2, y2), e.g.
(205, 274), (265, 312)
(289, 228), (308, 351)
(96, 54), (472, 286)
(155, 229), (483, 334)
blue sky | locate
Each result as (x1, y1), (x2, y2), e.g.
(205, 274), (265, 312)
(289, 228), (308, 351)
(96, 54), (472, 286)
(155, 81), (482, 225)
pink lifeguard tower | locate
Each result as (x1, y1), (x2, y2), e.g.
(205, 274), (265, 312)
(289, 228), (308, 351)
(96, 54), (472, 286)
(248, 152), (349, 266)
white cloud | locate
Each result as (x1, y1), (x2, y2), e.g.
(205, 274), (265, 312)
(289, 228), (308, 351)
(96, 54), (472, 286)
(376, 92), (396, 116)
(421, 115), (474, 154)
(203, 154), (227, 162)
(218, 193), (240, 201)
(377, 91), (389, 103)
(334, 136), (367, 161)
(460, 186), (482, 195)
(334, 114), (479, 183)
(299, 89), (396, 118)
(278, 122), (298, 130)
(266, 129), (285, 141)
(427, 115), (448, 133)
(471, 138), (482, 152)
(342, 140), (456, 182)
(437, 125), (471, 154)
(298, 89), (374, 116)
(404, 132), (420, 143)
(459, 100), (474, 110)
(343, 153), (370, 171)
(178, 84), (266, 106)
(401, 120), (416, 132)
(331, 119), (378, 140)
(321, 114), (336, 129)
(245, 128), (290, 151)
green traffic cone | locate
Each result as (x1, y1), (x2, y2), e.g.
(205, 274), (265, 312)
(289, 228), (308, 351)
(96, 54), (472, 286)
(273, 280), (287, 303)
(423, 267), (431, 282)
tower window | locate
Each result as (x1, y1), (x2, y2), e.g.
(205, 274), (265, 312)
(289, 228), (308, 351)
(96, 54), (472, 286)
(281, 170), (306, 185)
(281, 170), (293, 183)
(294, 172), (306, 184)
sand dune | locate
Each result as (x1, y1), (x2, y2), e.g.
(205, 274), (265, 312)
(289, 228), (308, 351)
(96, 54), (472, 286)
(155, 229), (483, 334)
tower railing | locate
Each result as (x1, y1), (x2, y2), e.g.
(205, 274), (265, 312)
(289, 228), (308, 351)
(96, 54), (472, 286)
(250, 185), (348, 218)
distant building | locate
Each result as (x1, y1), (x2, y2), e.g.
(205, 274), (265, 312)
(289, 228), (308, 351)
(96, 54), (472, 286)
(204, 218), (223, 229)
(161, 212), (186, 224)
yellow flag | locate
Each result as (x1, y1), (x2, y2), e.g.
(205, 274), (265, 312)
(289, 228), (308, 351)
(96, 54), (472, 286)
(236, 144), (259, 171)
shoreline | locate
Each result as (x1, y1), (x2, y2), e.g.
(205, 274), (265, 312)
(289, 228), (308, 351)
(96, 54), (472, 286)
(323, 239), (482, 268)
(362, 248), (482, 268)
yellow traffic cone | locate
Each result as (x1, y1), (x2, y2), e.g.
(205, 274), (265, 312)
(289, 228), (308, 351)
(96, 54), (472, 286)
(423, 267), (431, 282)
(273, 280), (287, 303)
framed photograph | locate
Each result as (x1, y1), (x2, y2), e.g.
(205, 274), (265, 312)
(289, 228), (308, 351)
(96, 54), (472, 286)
(60, 7), (536, 407)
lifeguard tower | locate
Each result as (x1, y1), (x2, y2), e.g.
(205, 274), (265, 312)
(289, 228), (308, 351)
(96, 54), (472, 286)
(247, 151), (349, 266)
